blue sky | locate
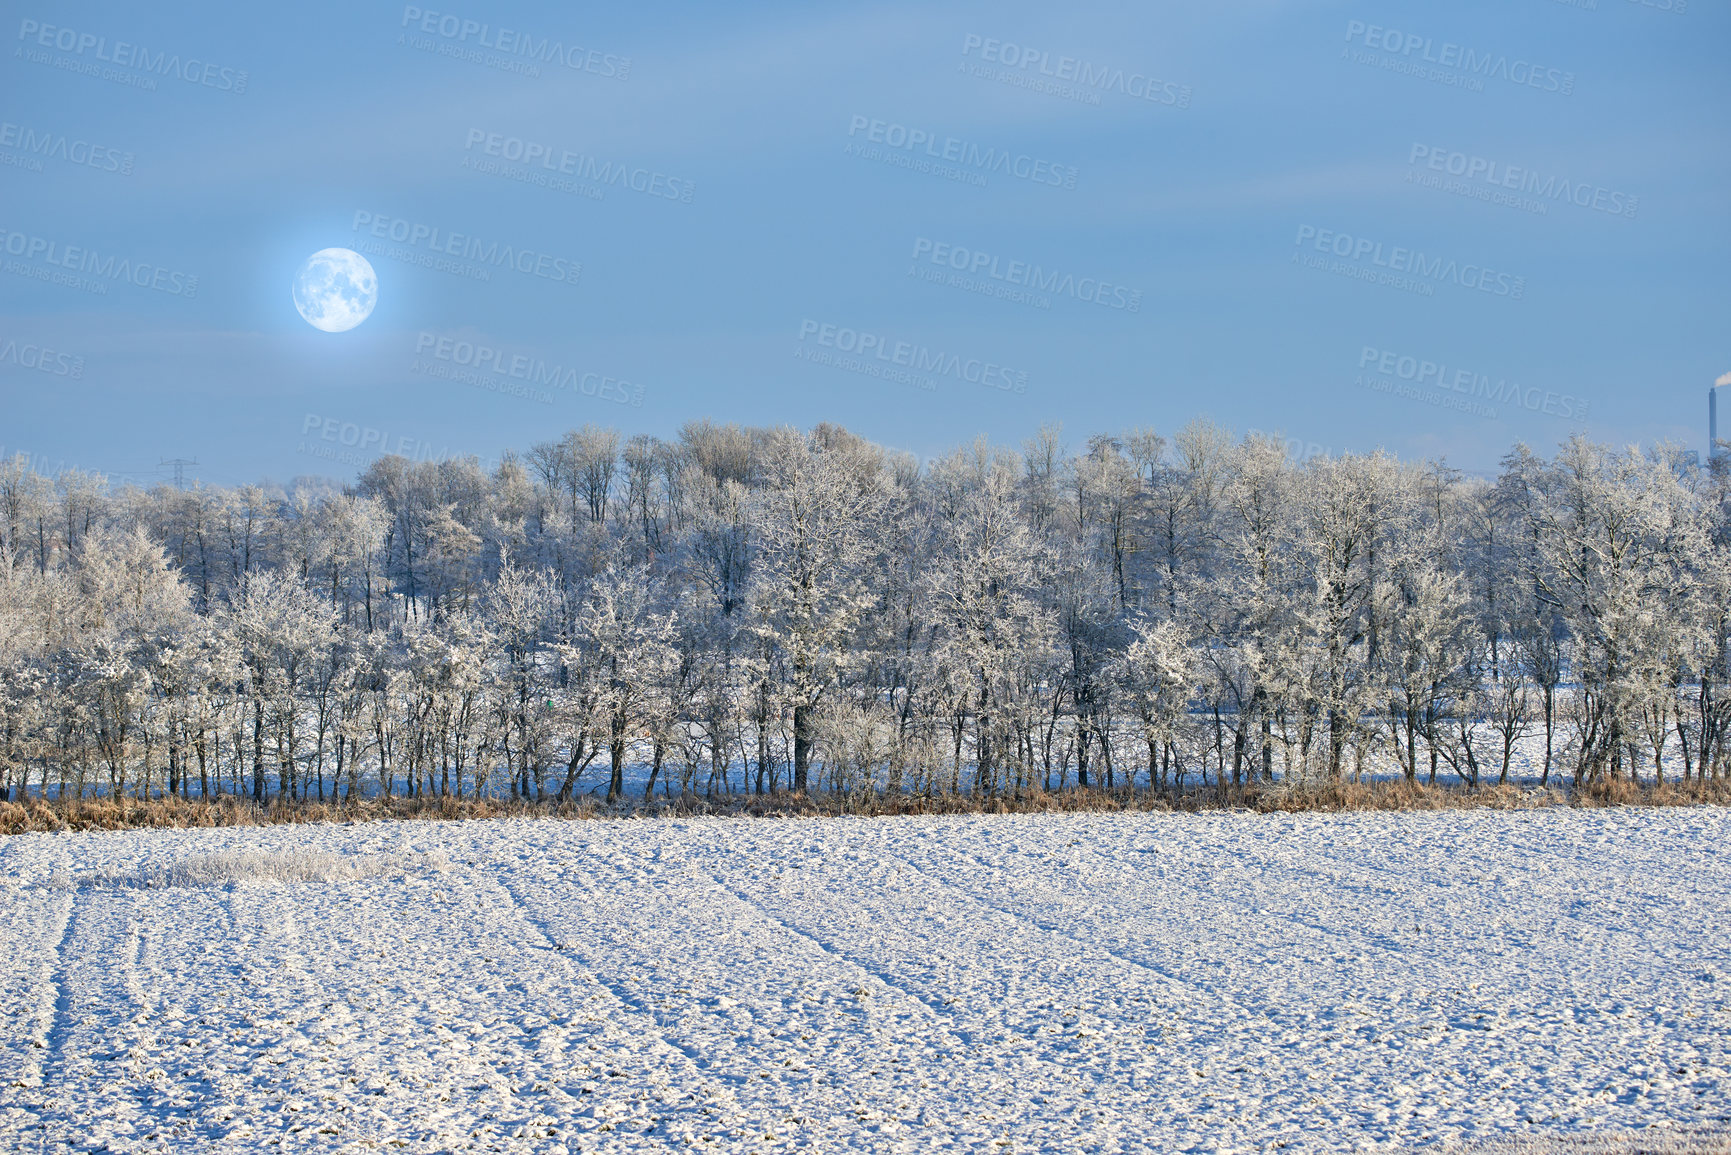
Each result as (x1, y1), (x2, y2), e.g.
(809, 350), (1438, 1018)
(1, 0), (1726, 488)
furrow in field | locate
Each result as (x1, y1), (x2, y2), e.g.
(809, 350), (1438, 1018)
(494, 845), (977, 1146)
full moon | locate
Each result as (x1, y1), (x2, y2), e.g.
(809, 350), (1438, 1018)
(292, 248), (377, 332)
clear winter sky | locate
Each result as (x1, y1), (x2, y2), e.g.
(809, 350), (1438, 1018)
(1, 0), (1726, 489)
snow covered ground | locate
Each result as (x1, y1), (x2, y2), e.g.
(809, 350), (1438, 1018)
(1, 809), (1727, 1153)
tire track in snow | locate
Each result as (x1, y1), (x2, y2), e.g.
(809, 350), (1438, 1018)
(762, 827), (1472, 1132)
(508, 857), (877, 1146)
(903, 839), (1254, 1015)
(685, 862), (1071, 1146)
(906, 835), (1446, 1108)
(31, 886), (85, 1152)
(482, 864), (755, 1148)
(178, 864), (631, 1151)
(694, 845), (1197, 1144)
(695, 863), (979, 1058)
(43, 887), (215, 1151)
(489, 867), (717, 1077)
(8, 891), (74, 1082)
(493, 840), (980, 1142)
(1259, 812), (1731, 964)
(924, 830), (1551, 1063)
(933, 834), (1372, 991)
(774, 842), (1201, 1019)
(932, 825), (1431, 982)
(921, 820), (1731, 1144)
(697, 844), (1142, 1086)
(107, 893), (212, 1149)
(0, 834), (75, 1141)
(1062, 821), (1709, 999)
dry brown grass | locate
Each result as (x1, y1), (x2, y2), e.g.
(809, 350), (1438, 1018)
(0, 793), (601, 836)
(1217, 776), (1731, 814)
(3, 776), (1727, 834)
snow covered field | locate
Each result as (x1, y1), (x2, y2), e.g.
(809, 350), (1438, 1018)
(1, 810), (1727, 1153)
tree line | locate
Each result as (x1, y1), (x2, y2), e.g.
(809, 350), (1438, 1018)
(0, 420), (1726, 806)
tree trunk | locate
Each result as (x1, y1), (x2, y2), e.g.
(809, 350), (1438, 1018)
(1541, 685), (1555, 787)
(643, 737), (665, 800)
(755, 681), (771, 794)
(1260, 714), (1273, 783)
(792, 702), (812, 793)
(608, 707), (627, 803)
(251, 695), (266, 802)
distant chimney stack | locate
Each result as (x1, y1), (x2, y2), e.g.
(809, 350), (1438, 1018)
(1716, 373), (1731, 460)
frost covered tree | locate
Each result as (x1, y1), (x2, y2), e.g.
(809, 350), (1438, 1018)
(747, 427), (887, 793)
(0, 423), (1724, 806)
(567, 563), (677, 801)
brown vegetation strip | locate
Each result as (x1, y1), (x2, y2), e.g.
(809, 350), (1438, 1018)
(3, 779), (1727, 836)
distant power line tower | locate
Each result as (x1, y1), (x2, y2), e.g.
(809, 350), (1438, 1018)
(159, 457), (199, 490)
